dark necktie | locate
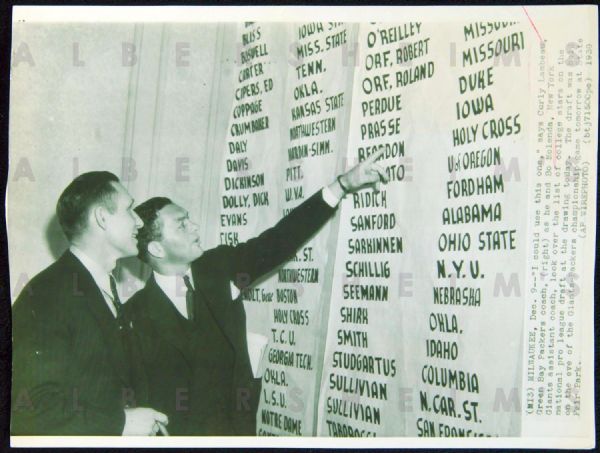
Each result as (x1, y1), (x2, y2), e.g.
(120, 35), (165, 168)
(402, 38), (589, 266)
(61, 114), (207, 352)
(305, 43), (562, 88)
(109, 275), (125, 327)
(183, 275), (195, 322)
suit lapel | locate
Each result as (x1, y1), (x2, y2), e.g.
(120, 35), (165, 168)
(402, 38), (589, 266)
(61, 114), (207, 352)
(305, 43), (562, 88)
(142, 276), (195, 370)
(64, 251), (130, 385)
(192, 267), (237, 352)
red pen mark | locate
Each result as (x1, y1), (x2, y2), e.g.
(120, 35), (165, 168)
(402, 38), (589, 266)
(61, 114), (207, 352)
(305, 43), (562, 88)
(522, 6), (544, 43)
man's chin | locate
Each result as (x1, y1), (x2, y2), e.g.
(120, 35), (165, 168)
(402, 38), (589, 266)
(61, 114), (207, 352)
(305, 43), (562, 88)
(122, 244), (140, 258)
(190, 248), (204, 261)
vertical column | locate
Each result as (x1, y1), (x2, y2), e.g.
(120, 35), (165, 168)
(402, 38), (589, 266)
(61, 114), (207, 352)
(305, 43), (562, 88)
(219, 22), (279, 252)
(258, 22), (356, 436)
(417, 21), (529, 437)
(316, 22), (437, 437)
(217, 22), (285, 434)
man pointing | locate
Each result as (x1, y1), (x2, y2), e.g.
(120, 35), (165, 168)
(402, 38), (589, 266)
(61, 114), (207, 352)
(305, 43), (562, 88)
(127, 150), (388, 435)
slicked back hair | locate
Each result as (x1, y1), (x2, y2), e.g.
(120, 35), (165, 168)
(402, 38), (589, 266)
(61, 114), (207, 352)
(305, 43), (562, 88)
(134, 197), (173, 262)
(56, 171), (120, 242)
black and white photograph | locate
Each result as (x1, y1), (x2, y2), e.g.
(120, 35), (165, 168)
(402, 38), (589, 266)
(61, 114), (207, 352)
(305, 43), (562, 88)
(4, 5), (597, 448)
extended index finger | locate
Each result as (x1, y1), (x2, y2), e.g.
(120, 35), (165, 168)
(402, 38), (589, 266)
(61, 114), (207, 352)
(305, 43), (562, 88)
(365, 146), (385, 164)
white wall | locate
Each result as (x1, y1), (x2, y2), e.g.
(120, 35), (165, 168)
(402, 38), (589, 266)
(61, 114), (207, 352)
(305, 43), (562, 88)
(8, 22), (235, 299)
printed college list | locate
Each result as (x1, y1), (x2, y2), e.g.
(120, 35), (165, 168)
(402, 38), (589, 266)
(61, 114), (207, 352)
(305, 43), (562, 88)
(214, 15), (595, 438)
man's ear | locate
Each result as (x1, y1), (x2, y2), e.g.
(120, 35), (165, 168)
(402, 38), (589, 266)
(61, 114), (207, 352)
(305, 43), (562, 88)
(92, 205), (109, 231)
(147, 241), (165, 259)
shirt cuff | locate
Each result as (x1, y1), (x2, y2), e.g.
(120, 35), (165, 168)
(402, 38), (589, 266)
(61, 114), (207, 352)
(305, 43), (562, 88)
(322, 186), (343, 207)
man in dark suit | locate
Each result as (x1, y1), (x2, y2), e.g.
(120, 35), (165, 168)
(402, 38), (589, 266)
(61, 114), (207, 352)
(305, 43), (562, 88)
(127, 150), (388, 435)
(11, 171), (168, 435)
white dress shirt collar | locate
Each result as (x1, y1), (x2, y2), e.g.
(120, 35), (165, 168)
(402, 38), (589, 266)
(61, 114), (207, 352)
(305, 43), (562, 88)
(153, 269), (194, 319)
(70, 245), (118, 317)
